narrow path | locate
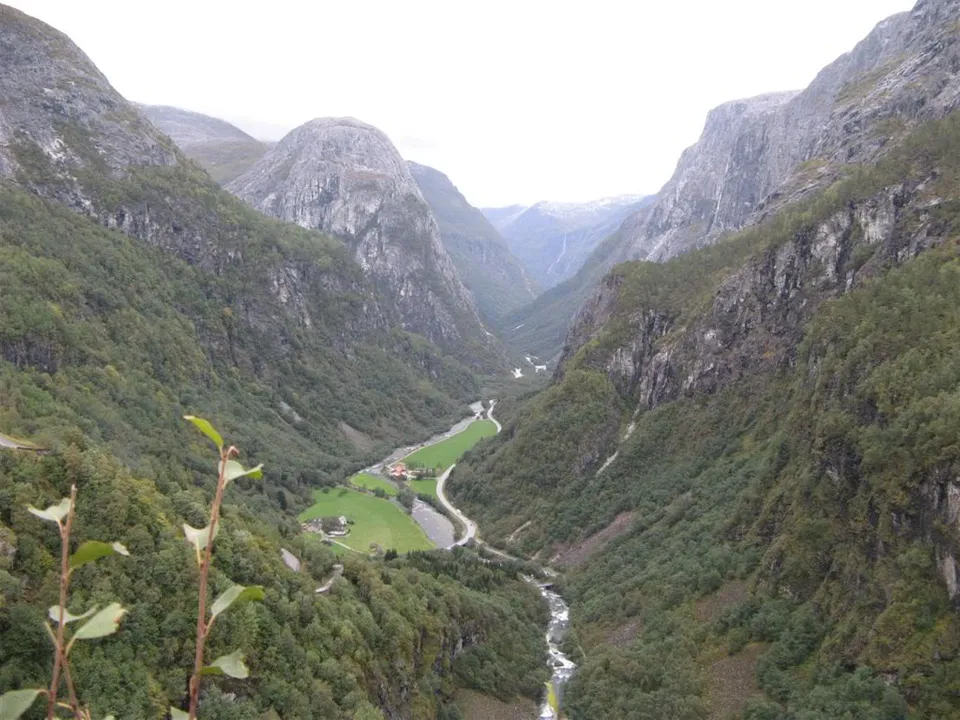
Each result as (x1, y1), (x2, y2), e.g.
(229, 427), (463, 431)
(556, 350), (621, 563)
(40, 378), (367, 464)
(315, 563), (344, 594)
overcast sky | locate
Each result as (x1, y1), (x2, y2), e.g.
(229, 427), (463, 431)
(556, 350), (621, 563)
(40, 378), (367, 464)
(10, 0), (913, 207)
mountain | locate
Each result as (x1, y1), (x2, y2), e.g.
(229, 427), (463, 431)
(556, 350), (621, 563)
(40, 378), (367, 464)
(484, 195), (651, 288)
(0, 5), (546, 717)
(610, 0), (960, 265)
(482, 204), (528, 232)
(139, 104), (268, 184)
(455, 109), (960, 720)
(450, 1), (960, 716)
(227, 118), (503, 369)
(497, 227), (630, 361)
(408, 161), (538, 325)
(504, 0), (960, 362)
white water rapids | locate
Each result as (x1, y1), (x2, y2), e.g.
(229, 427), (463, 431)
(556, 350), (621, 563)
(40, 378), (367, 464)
(526, 577), (577, 719)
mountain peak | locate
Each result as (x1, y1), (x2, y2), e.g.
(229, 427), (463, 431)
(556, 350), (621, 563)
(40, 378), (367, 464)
(228, 117), (501, 365)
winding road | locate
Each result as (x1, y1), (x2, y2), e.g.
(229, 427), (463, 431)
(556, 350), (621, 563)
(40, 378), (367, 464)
(435, 400), (501, 547)
(435, 400), (522, 562)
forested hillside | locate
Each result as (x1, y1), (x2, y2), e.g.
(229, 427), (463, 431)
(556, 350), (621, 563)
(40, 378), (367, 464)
(0, 5), (548, 717)
(450, 112), (960, 718)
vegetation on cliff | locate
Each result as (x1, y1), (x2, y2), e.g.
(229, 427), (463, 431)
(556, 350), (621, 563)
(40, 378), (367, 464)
(450, 114), (960, 718)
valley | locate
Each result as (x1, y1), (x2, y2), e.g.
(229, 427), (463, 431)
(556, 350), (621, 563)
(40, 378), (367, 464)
(4, 0), (960, 718)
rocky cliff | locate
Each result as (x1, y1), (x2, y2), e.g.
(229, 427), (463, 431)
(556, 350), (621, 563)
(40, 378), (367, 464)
(0, 5), (178, 182)
(228, 118), (502, 367)
(613, 0), (960, 264)
(408, 161), (537, 324)
(139, 104), (268, 183)
(503, 0), (960, 367)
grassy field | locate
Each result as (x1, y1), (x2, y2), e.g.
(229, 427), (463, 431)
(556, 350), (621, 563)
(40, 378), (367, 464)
(403, 419), (497, 471)
(349, 472), (398, 496)
(300, 488), (434, 553)
(410, 477), (438, 500)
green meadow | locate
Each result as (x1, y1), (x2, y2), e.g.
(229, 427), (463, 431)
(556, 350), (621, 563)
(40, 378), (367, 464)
(300, 488), (434, 553)
(403, 419), (497, 471)
(349, 472), (398, 496)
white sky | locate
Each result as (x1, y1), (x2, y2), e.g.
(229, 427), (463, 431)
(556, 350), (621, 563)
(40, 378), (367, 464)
(9, 0), (913, 207)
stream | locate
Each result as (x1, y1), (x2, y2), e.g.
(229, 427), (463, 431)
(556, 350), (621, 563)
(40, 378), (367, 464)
(365, 400), (578, 718)
(528, 578), (577, 719)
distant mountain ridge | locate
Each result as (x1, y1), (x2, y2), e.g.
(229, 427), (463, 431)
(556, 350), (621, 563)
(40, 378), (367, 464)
(139, 104), (268, 184)
(408, 161), (537, 325)
(483, 194), (652, 289)
(138, 104), (258, 145)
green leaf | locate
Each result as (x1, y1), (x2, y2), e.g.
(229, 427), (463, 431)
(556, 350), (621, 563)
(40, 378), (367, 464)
(48, 605), (96, 625)
(72, 603), (126, 640)
(183, 415), (223, 450)
(183, 522), (218, 552)
(0, 689), (43, 720)
(26, 498), (71, 524)
(169, 708), (189, 720)
(210, 585), (264, 619)
(69, 540), (129, 569)
(219, 459), (263, 485)
(204, 649), (249, 679)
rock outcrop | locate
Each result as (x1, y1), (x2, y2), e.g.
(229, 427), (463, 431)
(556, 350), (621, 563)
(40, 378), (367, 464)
(409, 161), (537, 323)
(614, 0), (960, 264)
(0, 5), (178, 183)
(228, 118), (500, 363)
(563, 179), (943, 410)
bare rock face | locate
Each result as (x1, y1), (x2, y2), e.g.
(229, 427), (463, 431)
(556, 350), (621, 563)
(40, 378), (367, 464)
(563, 180), (942, 410)
(615, 0), (960, 264)
(0, 5), (177, 186)
(228, 118), (495, 356)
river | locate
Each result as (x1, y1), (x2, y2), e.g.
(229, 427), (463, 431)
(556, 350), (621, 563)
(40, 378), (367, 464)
(527, 578), (577, 719)
(366, 400), (578, 718)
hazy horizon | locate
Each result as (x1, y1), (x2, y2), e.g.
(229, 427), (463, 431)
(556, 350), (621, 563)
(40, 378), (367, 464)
(8, 0), (915, 207)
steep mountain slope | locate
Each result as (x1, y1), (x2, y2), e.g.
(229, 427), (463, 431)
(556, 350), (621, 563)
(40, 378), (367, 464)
(139, 104), (268, 184)
(228, 118), (503, 369)
(0, 6), (548, 717)
(612, 0), (960, 265)
(503, 0), (960, 364)
(408, 161), (537, 324)
(0, 4), (485, 472)
(485, 195), (651, 288)
(452, 109), (960, 718)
